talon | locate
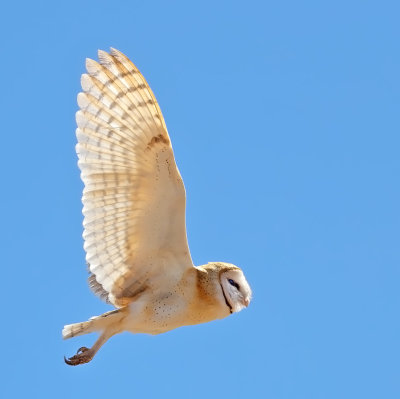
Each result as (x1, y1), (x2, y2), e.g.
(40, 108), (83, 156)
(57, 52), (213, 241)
(64, 348), (93, 366)
(64, 355), (75, 366)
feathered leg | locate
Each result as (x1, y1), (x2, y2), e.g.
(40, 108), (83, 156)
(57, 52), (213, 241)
(63, 308), (126, 366)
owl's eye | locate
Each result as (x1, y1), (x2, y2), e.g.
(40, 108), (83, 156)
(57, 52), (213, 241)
(228, 279), (240, 290)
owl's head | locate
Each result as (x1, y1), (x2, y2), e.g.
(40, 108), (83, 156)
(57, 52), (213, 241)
(217, 263), (252, 313)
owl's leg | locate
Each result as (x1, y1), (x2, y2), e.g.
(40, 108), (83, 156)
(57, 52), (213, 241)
(64, 329), (116, 366)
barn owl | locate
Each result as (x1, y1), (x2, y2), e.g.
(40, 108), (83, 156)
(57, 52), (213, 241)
(63, 48), (252, 366)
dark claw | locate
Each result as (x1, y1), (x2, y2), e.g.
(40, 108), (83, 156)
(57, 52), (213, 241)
(77, 347), (89, 354)
(64, 355), (75, 366)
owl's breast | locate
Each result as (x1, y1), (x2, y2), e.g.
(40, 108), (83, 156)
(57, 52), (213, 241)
(122, 267), (230, 335)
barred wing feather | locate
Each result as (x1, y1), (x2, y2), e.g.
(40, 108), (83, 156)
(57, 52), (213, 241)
(76, 48), (193, 307)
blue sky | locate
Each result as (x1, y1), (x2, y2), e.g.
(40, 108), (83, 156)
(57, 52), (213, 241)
(1, 1), (399, 398)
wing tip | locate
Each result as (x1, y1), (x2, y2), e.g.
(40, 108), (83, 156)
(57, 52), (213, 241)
(98, 49), (113, 66)
(85, 57), (101, 75)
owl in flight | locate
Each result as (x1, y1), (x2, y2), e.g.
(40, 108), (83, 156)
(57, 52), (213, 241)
(63, 48), (252, 365)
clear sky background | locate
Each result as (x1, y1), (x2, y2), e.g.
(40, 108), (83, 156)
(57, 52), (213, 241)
(1, 1), (399, 398)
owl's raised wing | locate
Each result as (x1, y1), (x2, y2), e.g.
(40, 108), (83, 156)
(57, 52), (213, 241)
(76, 48), (193, 307)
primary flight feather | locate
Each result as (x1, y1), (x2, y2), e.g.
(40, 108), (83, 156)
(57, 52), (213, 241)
(63, 48), (252, 365)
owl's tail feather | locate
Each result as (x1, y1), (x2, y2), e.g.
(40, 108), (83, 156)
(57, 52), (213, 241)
(62, 309), (121, 339)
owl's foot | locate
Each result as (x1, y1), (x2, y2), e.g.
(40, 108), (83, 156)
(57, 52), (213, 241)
(64, 346), (93, 366)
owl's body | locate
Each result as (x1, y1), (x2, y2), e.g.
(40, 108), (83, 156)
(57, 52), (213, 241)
(64, 263), (240, 338)
(63, 49), (251, 365)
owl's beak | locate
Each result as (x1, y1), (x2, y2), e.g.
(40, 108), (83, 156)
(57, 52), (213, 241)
(243, 297), (250, 307)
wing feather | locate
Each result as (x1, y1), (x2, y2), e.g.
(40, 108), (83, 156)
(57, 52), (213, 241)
(76, 48), (193, 307)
